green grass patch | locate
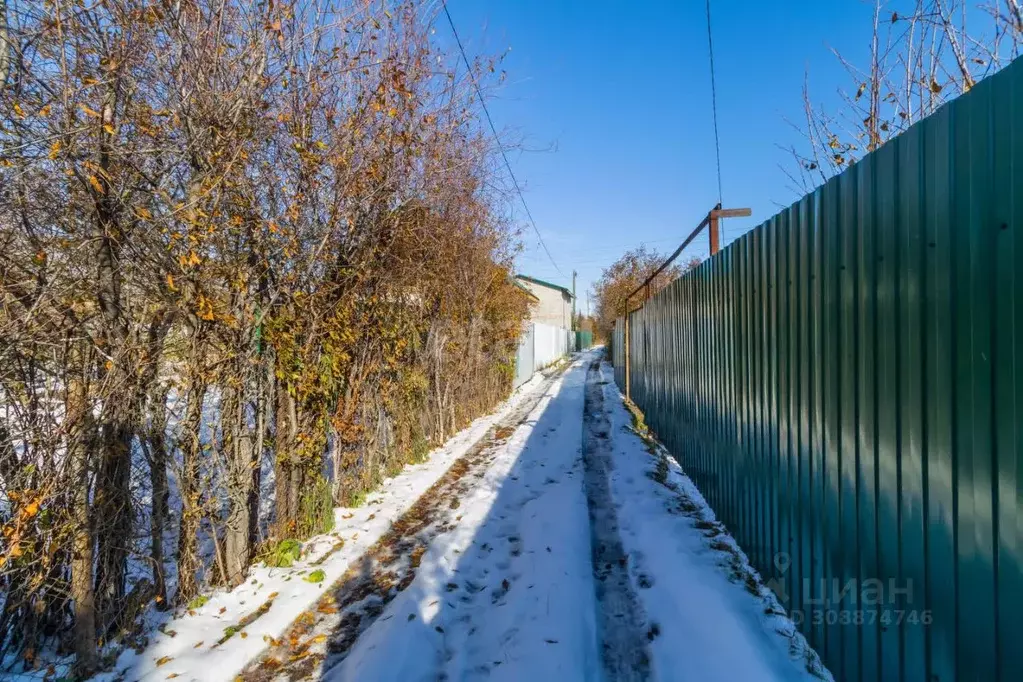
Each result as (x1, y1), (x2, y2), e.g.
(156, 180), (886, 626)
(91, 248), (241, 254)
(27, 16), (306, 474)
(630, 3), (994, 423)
(297, 475), (335, 537)
(186, 594), (209, 610)
(345, 488), (367, 508)
(410, 431), (430, 464)
(263, 539), (302, 568)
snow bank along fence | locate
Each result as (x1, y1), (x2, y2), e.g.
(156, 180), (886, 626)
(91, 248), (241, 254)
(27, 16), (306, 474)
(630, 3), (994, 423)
(613, 58), (1023, 682)
(513, 322), (575, 388)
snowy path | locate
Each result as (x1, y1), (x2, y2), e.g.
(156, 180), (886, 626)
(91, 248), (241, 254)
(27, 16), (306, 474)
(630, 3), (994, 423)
(581, 361), (652, 681)
(238, 353), (600, 682)
(231, 349), (830, 682)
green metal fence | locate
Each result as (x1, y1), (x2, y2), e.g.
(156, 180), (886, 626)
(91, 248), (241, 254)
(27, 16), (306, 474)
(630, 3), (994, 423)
(613, 57), (1022, 682)
(575, 329), (594, 351)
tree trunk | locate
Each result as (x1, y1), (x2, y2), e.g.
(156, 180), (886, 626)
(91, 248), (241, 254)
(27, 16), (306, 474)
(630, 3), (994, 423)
(249, 363), (266, 549)
(274, 383), (299, 532)
(0, 0), (10, 90)
(175, 362), (207, 606)
(94, 416), (132, 629)
(222, 362), (260, 587)
(223, 458), (253, 586)
(92, 81), (134, 631)
(148, 383), (171, 608)
(67, 360), (98, 674)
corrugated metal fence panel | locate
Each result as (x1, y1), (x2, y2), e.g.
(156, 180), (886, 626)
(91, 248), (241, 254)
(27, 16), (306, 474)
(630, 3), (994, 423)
(533, 322), (567, 369)
(512, 324), (535, 389)
(616, 57), (1023, 682)
(515, 322), (576, 388)
(612, 320), (625, 385)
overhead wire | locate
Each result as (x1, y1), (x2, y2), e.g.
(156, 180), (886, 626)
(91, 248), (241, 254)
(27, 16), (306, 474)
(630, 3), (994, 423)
(705, 0), (723, 207)
(441, 1), (566, 280)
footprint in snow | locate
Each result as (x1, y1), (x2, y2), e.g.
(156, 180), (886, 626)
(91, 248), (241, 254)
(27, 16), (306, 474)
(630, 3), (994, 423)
(491, 578), (512, 604)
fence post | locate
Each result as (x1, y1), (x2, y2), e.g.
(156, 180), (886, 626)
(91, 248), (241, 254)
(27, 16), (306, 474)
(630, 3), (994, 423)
(624, 311), (631, 401)
(709, 212), (720, 255)
(532, 323), (538, 373)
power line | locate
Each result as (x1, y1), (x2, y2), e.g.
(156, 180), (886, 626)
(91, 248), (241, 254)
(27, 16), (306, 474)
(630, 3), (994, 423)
(705, 0), (723, 206)
(441, 1), (566, 280)
(523, 236), (678, 258)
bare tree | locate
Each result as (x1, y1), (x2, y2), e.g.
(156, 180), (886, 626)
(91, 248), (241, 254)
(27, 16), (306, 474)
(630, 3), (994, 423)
(1, 0), (531, 673)
(591, 246), (700, 341)
(786, 0), (1021, 194)
(0, 0), (9, 90)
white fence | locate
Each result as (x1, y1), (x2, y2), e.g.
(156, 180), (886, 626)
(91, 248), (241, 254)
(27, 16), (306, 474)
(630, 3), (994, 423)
(513, 322), (574, 388)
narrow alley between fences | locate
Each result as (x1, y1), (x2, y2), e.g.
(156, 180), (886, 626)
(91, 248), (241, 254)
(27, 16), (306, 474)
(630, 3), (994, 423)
(113, 349), (830, 682)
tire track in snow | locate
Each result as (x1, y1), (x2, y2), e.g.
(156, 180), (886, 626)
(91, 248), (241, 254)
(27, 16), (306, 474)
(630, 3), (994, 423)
(582, 360), (652, 681)
(237, 365), (567, 682)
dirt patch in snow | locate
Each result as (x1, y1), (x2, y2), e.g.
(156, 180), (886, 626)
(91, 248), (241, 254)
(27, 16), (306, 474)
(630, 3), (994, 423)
(582, 360), (652, 681)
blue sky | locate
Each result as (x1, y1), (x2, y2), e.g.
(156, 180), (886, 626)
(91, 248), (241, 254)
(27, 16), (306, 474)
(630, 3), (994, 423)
(440, 0), (881, 310)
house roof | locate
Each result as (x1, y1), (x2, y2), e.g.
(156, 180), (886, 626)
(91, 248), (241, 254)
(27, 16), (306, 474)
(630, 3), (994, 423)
(514, 274), (574, 299)
(510, 277), (541, 302)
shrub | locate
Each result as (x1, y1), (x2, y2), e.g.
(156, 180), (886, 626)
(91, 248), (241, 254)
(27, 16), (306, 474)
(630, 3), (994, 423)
(297, 476), (335, 538)
(186, 595), (209, 610)
(304, 570), (326, 584)
(263, 540), (302, 568)
(410, 430), (430, 464)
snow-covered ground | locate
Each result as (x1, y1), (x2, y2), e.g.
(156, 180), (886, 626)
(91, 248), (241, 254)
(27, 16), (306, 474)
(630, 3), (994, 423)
(316, 350), (602, 682)
(91, 370), (554, 682)
(92, 348), (832, 681)
(230, 349), (829, 682)
(592, 359), (831, 681)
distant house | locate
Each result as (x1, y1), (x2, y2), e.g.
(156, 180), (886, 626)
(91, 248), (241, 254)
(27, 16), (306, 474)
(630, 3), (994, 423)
(515, 274), (574, 329)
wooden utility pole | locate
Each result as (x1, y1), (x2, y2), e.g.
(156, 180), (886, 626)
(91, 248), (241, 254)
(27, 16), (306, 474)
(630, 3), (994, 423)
(621, 203), (750, 402)
(707, 204), (750, 256)
(572, 270), (577, 330)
